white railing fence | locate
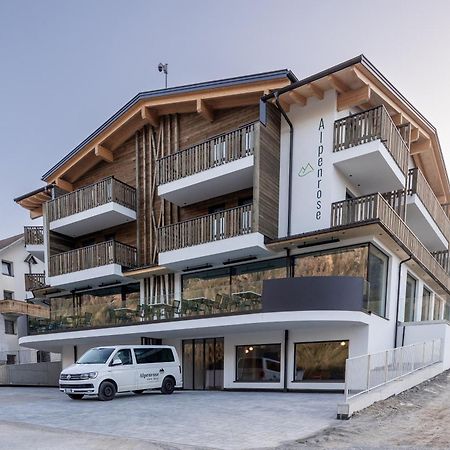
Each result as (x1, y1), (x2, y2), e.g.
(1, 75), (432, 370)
(344, 339), (442, 401)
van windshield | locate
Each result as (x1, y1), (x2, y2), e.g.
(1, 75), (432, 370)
(77, 348), (114, 364)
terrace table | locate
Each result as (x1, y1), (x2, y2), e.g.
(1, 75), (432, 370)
(231, 291), (261, 310)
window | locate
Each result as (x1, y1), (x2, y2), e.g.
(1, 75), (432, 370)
(4, 320), (15, 335)
(112, 349), (133, 365)
(3, 291), (13, 300)
(404, 274), (417, 322)
(134, 348), (174, 364)
(434, 297), (443, 320)
(367, 245), (389, 317)
(77, 348), (114, 364)
(294, 341), (348, 382)
(421, 287), (432, 321)
(235, 344), (281, 382)
(6, 354), (16, 365)
(1, 261), (13, 277)
(37, 351), (50, 363)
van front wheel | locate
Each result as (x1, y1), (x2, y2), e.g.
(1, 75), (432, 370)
(161, 376), (175, 394)
(98, 381), (116, 401)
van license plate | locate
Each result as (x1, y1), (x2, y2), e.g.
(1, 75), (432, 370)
(65, 389), (73, 393)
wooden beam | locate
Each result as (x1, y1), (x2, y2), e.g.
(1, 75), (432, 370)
(94, 144), (114, 163)
(337, 85), (371, 111)
(141, 106), (160, 128)
(410, 139), (432, 155)
(54, 177), (73, 192)
(197, 99), (214, 122)
(328, 75), (348, 93)
(410, 128), (420, 143)
(391, 113), (404, 126)
(287, 90), (307, 106)
(30, 207), (43, 219)
(308, 83), (324, 100)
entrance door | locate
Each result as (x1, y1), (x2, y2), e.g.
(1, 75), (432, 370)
(182, 338), (224, 390)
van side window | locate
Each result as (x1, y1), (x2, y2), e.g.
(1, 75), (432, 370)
(114, 349), (133, 365)
(134, 348), (175, 364)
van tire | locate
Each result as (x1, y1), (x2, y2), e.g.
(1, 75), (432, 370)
(161, 376), (175, 394)
(98, 381), (116, 401)
(132, 390), (145, 394)
(68, 394), (84, 400)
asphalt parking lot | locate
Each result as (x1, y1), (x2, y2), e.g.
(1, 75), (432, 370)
(0, 387), (340, 449)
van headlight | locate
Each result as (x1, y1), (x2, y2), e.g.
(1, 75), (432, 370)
(79, 372), (98, 380)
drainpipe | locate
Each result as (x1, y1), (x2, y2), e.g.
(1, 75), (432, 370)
(273, 93), (294, 237)
(394, 256), (412, 347)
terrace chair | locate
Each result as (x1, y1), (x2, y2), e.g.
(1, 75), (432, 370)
(79, 312), (92, 328)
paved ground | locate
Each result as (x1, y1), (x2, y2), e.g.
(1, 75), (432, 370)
(0, 388), (340, 449)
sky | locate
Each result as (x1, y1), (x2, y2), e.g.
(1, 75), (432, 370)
(1, 0), (450, 239)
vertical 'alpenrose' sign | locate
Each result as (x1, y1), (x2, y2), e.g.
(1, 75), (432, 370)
(316, 118), (325, 221)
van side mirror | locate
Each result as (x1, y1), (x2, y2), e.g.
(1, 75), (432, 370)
(111, 358), (123, 366)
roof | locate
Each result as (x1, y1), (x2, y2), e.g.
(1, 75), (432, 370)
(42, 69), (297, 181)
(0, 234), (23, 252)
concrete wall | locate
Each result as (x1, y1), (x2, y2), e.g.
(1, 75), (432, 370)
(0, 361), (61, 386)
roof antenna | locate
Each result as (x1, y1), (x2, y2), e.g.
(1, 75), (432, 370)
(158, 63), (168, 88)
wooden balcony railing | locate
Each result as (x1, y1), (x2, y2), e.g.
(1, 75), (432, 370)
(333, 105), (409, 176)
(431, 250), (449, 273)
(24, 226), (44, 245)
(408, 168), (450, 243)
(49, 241), (137, 277)
(157, 204), (253, 252)
(331, 193), (450, 291)
(47, 177), (136, 222)
(157, 123), (256, 185)
(24, 273), (46, 291)
(0, 300), (50, 319)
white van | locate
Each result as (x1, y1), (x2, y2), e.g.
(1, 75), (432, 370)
(59, 345), (182, 401)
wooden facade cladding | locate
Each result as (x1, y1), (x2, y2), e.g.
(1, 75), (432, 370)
(24, 273), (46, 291)
(0, 300), (50, 319)
(24, 226), (44, 245)
(253, 103), (281, 239)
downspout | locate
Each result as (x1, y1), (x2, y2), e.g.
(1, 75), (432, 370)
(283, 329), (289, 392)
(273, 93), (294, 237)
(394, 256), (412, 348)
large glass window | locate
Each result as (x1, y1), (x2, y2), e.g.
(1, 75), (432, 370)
(367, 245), (388, 317)
(294, 244), (388, 317)
(294, 341), (348, 382)
(236, 344), (281, 382)
(295, 246), (368, 278)
(182, 259), (286, 313)
(434, 297), (443, 320)
(404, 274), (417, 322)
(421, 287), (432, 321)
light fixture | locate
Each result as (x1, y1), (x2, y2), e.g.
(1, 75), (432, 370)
(245, 349), (249, 354)
(223, 255), (257, 265)
(340, 341), (346, 346)
(158, 63), (168, 88)
(182, 263), (212, 272)
(249, 346), (254, 351)
(297, 238), (340, 249)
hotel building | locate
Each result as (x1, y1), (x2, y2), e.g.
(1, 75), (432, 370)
(15, 55), (450, 390)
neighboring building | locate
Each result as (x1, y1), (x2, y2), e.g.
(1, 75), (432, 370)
(0, 233), (50, 364)
(14, 55), (450, 390)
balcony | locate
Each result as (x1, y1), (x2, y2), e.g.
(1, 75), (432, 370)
(157, 204), (270, 270)
(157, 123), (256, 206)
(406, 168), (449, 251)
(47, 177), (137, 237)
(331, 193), (450, 291)
(47, 241), (137, 290)
(24, 273), (47, 291)
(0, 300), (49, 319)
(24, 226), (44, 261)
(332, 106), (409, 194)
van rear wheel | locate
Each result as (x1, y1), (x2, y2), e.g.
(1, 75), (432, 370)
(98, 381), (116, 401)
(68, 394), (84, 400)
(161, 376), (175, 394)
(132, 390), (145, 394)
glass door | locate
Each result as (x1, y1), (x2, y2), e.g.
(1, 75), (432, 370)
(182, 337), (224, 390)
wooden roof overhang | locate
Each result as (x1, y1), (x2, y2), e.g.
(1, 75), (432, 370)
(263, 55), (450, 203)
(40, 71), (296, 189)
(14, 185), (54, 219)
